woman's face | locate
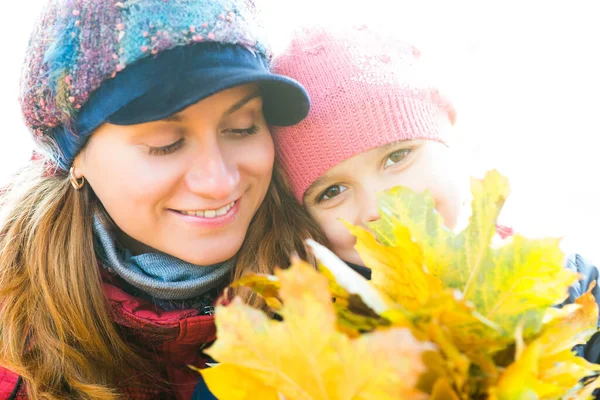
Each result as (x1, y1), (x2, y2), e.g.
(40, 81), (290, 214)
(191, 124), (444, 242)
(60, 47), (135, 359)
(75, 84), (274, 265)
(303, 137), (464, 266)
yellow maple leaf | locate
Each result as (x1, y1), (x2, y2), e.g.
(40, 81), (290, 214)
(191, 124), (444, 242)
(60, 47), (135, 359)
(305, 241), (481, 397)
(346, 220), (504, 352)
(363, 170), (578, 339)
(468, 235), (578, 337)
(491, 289), (600, 400)
(201, 364), (281, 400)
(202, 261), (431, 400)
(345, 221), (442, 310)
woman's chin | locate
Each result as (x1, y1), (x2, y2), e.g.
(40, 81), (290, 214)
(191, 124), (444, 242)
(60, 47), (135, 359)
(165, 239), (241, 266)
(181, 250), (239, 266)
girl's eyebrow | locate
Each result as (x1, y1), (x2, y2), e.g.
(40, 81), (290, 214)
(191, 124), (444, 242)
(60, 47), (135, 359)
(304, 175), (330, 199)
(380, 139), (417, 150)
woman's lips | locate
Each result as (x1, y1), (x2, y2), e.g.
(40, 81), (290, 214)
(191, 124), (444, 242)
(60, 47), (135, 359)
(170, 199), (241, 228)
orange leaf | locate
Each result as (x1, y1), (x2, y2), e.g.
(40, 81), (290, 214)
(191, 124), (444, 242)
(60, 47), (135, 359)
(203, 261), (430, 400)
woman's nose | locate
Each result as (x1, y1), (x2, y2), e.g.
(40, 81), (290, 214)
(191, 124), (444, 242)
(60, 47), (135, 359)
(184, 141), (240, 200)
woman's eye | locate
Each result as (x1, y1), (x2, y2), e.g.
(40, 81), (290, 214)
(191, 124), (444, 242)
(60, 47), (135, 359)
(384, 148), (412, 168)
(148, 138), (185, 156)
(226, 124), (260, 137)
(317, 185), (347, 203)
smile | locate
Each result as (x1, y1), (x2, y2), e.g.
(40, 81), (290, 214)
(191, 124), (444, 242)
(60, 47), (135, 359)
(175, 201), (236, 219)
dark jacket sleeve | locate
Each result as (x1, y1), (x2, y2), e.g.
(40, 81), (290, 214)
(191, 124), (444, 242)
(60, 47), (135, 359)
(191, 374), (217, 400)
(562, 254), (600, 363)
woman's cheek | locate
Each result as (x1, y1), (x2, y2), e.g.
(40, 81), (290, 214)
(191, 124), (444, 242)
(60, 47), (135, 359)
(234, 130), (274, 174)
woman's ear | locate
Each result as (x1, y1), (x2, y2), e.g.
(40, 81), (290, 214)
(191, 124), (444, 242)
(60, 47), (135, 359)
(71, 154), (85, 179)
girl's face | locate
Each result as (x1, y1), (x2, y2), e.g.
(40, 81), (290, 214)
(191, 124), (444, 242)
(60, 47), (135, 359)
(303, 137), (463, 266)
(75, 84), (274, 265)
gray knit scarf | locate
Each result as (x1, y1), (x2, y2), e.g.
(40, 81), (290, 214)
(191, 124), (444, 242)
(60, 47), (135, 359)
(93, 216), (234, 301)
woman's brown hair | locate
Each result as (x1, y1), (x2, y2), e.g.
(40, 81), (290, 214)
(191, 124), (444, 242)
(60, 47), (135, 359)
(0, 159), (326, 399)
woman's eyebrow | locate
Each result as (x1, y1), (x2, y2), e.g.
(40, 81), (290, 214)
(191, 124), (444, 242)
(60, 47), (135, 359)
(224, 90), (262, 116)
(162, 113), (184, 123)
(159, 91), (261, 123)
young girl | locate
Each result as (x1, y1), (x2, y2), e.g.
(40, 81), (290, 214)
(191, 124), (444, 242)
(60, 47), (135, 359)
(271, 24), (600, 363)
(272, 25), (463, 276)
(0, 1), (324, 398)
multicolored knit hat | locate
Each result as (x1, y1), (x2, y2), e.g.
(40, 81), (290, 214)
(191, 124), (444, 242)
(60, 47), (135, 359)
(271, 25), (456, 202)
(20, 0), (310, 170)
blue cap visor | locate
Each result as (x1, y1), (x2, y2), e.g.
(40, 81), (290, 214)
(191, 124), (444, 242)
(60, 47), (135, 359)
(77, 42), (309, 135)
(107, 66), (309, 127)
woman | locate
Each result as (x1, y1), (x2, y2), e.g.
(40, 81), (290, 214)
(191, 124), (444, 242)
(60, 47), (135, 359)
(0, 0), (324, 399)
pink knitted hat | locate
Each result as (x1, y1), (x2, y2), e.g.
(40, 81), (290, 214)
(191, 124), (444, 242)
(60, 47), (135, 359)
(271, 25), (456, 202)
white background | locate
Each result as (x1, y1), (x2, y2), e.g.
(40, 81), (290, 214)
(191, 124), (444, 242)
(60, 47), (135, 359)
(1, 0), (598, 263)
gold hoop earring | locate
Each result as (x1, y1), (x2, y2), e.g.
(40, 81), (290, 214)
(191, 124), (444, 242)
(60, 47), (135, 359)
(69, 166), (85, 190)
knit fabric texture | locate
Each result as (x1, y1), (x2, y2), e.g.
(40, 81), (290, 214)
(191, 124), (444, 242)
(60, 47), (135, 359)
(20, 0), (268, 162)
(271, 25), (457, 202)
(93, 216), (234, 301)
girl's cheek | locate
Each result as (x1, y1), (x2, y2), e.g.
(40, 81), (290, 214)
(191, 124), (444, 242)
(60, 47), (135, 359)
(314, 210), (360, 262)
(436, 179), (465, 230)
(308, 195), (366, 264)
(324, 221), (353, 248)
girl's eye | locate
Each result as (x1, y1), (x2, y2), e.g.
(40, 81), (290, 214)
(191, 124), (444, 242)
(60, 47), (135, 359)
(226, 124), (260, 137)
(148, 138), (185, 156)
(317, 185), (347, 203)
(384, 148), (412, 168)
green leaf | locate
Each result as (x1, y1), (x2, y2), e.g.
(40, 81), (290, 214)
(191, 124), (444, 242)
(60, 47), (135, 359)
(364, 170), (578, 339)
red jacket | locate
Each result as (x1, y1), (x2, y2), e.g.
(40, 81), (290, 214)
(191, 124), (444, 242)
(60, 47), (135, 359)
(0, 271), (216, 399)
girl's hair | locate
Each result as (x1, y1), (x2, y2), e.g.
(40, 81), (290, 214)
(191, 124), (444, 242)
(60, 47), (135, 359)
(0, 159), (326, 399)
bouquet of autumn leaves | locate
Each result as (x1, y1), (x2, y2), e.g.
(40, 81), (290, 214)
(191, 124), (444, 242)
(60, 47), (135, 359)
(198, 171), (600, 399)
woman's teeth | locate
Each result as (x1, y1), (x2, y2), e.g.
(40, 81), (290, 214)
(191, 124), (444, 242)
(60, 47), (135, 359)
(179, 201), (235, 218)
